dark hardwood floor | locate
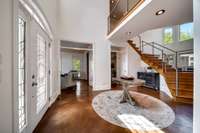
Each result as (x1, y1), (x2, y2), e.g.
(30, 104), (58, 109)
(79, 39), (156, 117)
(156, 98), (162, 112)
(34, 80), (193, 133)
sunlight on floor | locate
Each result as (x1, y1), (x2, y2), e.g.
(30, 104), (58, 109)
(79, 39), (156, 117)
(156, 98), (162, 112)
(118, 114), (165, 133)
(76, 81), (81, 96)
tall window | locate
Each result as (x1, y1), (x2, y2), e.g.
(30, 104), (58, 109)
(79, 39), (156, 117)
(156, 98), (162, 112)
(163, 27), (173, 44)
(18, 17), (26, 131)
(36, 34), (47, 113)
(72, 58), (81, 71)
(179, 22), (193, 41)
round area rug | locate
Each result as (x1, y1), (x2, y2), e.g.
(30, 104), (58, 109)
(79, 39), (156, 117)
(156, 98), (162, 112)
(92, 91), (175, 132)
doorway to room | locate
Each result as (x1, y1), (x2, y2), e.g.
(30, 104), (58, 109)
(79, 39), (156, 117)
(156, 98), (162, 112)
(60, 40), (93, 96)
(111, 46), (122, 85)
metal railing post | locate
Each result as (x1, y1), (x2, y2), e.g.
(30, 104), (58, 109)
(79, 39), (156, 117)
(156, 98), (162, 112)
(162, 50), (164, 72)
(141, 41), (144, 52)
(139, 36), (142, 51)
(108, 17), (110, 33)
(127, 0), (129, 12)
(152, 42), (155, 55)
(175, 52), (179, 96)
(165, 54), (167, 72)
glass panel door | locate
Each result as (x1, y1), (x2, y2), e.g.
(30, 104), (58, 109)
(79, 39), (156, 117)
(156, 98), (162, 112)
(36, 34), (48, 114)
(36, 34), (47, 113)
(28, 20), (50, 132)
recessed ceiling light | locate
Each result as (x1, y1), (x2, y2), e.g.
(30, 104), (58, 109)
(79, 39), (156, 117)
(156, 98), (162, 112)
(156, 9), (165, 16)
(111, 0), (115, 4)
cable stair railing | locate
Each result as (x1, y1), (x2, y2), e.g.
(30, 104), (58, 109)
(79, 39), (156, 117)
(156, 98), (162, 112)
(128, 38), (193, 102)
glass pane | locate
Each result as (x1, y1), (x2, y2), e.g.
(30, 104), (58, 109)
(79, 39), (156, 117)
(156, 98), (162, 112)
(72, 59), (81, 71)
(163, 28), (173, 44)
(179, 53), (194, 67)
(36, 34), (47, 114)
(18, 17), (26, 131)
(180, 23), (193, 41)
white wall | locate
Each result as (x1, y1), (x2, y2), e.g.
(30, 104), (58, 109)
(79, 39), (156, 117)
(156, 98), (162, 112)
(0, 0), (13, 132)
(61, 52), (73, 73)
(118, 44), (144, 78)
(57, 0), (111, 90)
(82, 51), (88, 79)
(89, 51), (93, 86)
(51, 41), (61, 102)
(119, 47), (129, 76)
(127, 45), (144, 77)
(193, 0), (200, 132)
(35, 0), (58, 36)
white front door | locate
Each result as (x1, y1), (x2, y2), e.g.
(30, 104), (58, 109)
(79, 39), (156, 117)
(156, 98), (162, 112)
(28, 19), (50, 132)
(17, 6), (51, 133)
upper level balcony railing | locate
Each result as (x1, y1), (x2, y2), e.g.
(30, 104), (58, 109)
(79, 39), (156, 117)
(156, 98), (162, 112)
(108, 0), (145, 34)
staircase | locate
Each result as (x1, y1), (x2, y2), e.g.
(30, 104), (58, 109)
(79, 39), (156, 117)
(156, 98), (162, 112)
(128, 40), (193, 104)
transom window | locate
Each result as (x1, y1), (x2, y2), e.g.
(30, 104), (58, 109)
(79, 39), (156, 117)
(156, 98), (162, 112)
(179, 22), (193, 41)
(163, 27), (173, 44)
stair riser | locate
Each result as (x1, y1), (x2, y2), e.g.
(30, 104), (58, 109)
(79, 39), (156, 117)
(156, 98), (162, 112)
(175, 97), (193, 104)
(172, 90), (193, 97)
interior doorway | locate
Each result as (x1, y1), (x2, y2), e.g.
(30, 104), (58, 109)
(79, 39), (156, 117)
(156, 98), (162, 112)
(111, 46), (122, 85)
(60, 40), (93, 94)
(111, 52), (117, 78)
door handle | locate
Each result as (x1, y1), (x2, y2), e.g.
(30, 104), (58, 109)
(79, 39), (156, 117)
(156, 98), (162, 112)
(32, 82), (38, 87)
(32, 74), (35, 79)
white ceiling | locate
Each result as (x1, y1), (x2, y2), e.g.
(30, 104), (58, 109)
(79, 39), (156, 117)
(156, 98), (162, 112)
(108, 0), (193, 44)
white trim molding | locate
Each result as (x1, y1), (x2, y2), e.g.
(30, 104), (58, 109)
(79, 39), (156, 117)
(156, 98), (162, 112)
(19, 0), (53, 40)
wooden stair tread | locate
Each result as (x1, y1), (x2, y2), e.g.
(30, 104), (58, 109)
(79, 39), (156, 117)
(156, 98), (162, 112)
(176, 95), (193, 99)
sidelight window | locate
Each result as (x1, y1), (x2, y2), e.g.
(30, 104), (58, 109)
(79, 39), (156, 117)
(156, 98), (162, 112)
(18, 17), (27, 131)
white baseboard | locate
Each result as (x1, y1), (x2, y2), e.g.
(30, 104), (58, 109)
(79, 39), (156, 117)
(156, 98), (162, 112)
(49, 89), (61, 106)
(93, 84), (111, 91)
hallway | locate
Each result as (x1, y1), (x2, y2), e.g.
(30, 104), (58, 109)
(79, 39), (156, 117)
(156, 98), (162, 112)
(34, 81), (193, 133)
